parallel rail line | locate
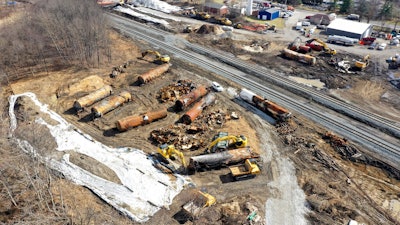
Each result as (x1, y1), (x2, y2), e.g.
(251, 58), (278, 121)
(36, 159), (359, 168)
(108, 14), (400, 171)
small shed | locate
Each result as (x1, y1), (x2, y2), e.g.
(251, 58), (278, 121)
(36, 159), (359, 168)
(203, 2), (228, 16)
(258, 8), (279, 20)
(326, 18), (372, 40)
(309, 14), (334, 25)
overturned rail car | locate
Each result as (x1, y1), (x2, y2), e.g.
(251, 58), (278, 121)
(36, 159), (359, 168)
(188, 147), (259, 172)
(239, 89), (291, 121)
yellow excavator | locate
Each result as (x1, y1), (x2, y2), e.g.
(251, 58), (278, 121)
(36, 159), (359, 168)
(354, 54), (370, 71)
(305, 38), (337, 55)
(141, 50), (170, 64)
(157, 144), (187, 173)
(207, 132), (248, 153)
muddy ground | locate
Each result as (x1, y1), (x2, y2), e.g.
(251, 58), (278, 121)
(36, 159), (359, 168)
(2, 6), (400, 225)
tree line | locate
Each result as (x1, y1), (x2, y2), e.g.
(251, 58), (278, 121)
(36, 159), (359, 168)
(0, 0), (111, 82)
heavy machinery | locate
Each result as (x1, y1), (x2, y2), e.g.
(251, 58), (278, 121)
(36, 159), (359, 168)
(141, 50), (170, 64)
(207, 132), (248, 153)
(354, 54), (370, 71)
(182, 190), (216, 219)
(190, 11), (211, 20)
(305, 38), (337, 55)
(156, 144), (187, 173)
(183, 25), (193, 33)
(288, 37), (311, 54)
(386, 54), (400, 69)
(229, 158), (260, 180)
(216, 17), (232, 26)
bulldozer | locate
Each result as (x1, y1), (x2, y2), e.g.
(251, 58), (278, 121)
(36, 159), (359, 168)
(141, 50), (170, 64)
(229, 158), (260, 180)
(305, 38), (337, 55)
(155, 144), (187, 173)
(206, 132), (248, 153)
(354, 54), (370, 71)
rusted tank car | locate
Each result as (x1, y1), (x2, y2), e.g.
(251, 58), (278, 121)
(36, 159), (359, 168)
(73, 85), (113, 111)
(137, 64), (170, 84)
(91, 91), (132, 117)
(182, 93), (216, 124)
(239, 89), (291, 121)
(116, 108), (168, 131)
(281, 48), (316, 65)
(175, 85), (208, 111)
(188, 147), (259, 172)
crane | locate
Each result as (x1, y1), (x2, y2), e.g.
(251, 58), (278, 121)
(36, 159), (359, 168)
(141, 50), (170, 64)
(207, 132), (248, 153)
(305, 38), (337, 55)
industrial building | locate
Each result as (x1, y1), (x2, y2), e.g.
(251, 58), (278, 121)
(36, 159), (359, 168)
(257, 8), (279, 20)
(326, 18), (373, 40)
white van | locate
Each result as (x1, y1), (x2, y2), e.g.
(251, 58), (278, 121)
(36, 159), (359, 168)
(296, 22), (302, 30)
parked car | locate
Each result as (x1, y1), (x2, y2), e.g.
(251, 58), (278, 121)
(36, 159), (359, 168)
(347, 14), (360, 20)
(377, 43), (387, 50)
(368, 42), (378, 49)
(302, 21), (311, 26)
(211, 82), (224, 92)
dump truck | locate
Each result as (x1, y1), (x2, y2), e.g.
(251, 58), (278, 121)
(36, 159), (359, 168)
(229, 158), (260, 180)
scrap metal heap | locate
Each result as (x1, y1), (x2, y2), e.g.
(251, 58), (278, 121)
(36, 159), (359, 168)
(150, 110), (238, 151)
(157, 80), (195, 102)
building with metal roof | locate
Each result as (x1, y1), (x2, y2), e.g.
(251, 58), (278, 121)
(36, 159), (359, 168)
(326, 18), (373, 40)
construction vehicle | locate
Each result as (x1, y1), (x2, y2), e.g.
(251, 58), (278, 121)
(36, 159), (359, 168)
(190, 11), (211, 20)
(156, 144), (187, 173)
(386, 54), (400, 69)
(141, 50), (170, 64)
(183, 25), (193, 33)
(288, 37), (311, 54)
(233, 23), (243, 29)
(182, 190), (216, 219)
(229, 158), (260, 180)
(216, 17), (232, 26)
(207, 132), (248, 153)
(354, 54), (370, 71)
(305, 38), (337, 55)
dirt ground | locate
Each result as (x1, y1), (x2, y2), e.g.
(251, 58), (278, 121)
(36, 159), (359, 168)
(3, 5), (400, 225)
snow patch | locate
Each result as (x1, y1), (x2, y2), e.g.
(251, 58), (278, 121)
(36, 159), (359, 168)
(8, 92), (186, 222)
(130, 0), (181, 14)
(114, 5), (169, 26)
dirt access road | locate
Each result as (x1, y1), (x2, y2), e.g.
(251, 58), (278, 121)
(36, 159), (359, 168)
(2, 5), (400, 225)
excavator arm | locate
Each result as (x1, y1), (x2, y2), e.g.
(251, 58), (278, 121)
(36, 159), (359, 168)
(157, 144), (187, 168)
(306, 38), (336, 55)
(141, 50), (170, 63)
(208, 135), (248, 152)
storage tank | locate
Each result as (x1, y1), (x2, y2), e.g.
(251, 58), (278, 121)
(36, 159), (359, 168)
(181, 93), (216, 124)
(91, 91), (132, 117)
(73, 85), (113, 111)
(116, 108), (168, 131)
(175, 85), (208, 111)
(239, 89), (291, 121)
(137, 64), (170, 84)
(281, 48), (316, 65)
(188, 147), (259, 172)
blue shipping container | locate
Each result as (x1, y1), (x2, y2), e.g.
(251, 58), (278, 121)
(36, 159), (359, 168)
(258, 8), (280, 20)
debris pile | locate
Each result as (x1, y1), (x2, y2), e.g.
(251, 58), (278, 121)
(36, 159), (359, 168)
(110, 60), (133, 78)
(220, 196), (264, 225)
(197, 24), (224, 35)
(323, 132), (363, 160)
(150, 110), (239, 150)
(157, 80), (195, 102)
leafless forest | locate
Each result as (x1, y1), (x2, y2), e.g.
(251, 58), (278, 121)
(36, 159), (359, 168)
(0, 0), (111, 84)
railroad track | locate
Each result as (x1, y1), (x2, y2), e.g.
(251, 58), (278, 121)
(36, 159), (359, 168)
(107, 14), (400, 171)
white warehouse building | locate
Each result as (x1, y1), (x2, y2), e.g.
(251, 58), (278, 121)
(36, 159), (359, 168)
(326, 18), (373, 40)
